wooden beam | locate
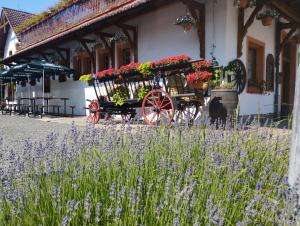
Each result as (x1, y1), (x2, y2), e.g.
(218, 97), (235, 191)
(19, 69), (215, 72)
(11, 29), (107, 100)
(0, 21), (9, 30)
(121, 28), (134, 49)
(183, 1), (206, 58)
(78, 38), (96, 43)
(279, 22), (300, 30)
(117, 23), (136, 32)
(269, 0), (300, 24)
(98, 34), (111, 51)
(180, 0), (204, 8)
(280, 28), (297, 52)
(54, 48), (67, 64)
(38, 52), (49, 61)
(97, 32), (114, 38)
(79, 40), (96, 73)
(237, 4), (264, 58)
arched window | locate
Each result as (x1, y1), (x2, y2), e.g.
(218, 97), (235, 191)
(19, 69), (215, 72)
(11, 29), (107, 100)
(266, 54), (275, 91)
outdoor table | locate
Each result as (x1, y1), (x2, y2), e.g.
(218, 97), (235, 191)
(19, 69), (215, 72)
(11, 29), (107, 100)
(35, 97), (69, 116)
(60, 98), (69, 116)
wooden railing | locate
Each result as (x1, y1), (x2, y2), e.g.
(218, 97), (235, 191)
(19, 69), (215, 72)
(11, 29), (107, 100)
(18, 0), (131, 50)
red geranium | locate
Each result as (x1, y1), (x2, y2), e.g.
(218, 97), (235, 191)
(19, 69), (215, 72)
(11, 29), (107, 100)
(154, 55), (191, 67)
(192, 60), (213, 70)
(186, 71), (212, 83)
(118, 62), (141, 75)
(96, 68), (117, 79)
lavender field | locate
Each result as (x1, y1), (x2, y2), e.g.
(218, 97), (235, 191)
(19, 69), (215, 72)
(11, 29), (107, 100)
(0, 121), (298, 225)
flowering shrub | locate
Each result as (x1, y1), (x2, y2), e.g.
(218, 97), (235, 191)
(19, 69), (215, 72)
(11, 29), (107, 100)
(118, 63), (141, 76)
(0, 122), (297, 225)
(154, 55), (191, 68)
(138, 62), (154, 76)
(186, 71), (212, 83)
(79, 74), (92, 83)
(96, 68), (117, 79)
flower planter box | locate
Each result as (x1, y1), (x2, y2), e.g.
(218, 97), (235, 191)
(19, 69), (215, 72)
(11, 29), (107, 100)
(247, 86), (262, 94)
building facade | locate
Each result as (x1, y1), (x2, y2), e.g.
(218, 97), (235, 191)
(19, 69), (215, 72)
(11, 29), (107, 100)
(0, 0), (299, 116)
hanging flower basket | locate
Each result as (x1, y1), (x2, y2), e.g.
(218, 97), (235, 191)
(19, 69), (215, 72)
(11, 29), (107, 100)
(109, 31), (129, 44)
(256, 9), (279, 27)
(174, 15), (195, 32)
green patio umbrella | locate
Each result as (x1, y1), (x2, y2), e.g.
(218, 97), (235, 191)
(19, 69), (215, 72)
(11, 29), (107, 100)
(6, 60), (74, 106)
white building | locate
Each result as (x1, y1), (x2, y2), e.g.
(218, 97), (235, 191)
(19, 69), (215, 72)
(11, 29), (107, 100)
(0, 0), (299, 117)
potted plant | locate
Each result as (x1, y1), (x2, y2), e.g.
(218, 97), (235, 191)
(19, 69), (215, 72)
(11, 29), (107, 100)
(247, 79), (266, 93)
(96, 68), (118, 80)
(138, 62), (154, 77)
(192, 60), (214, 71)
(118, 62), (141, 78)
(135, 85), (152, 101)
(153, 55), (191, 70)
(79, 74), (93, 86)
(256, 9), (279, 26)
(111, 86), (130, 106)
(210, 67), (239, 123)
(174, 14), (195, 32)
(186, 71), (212, 90)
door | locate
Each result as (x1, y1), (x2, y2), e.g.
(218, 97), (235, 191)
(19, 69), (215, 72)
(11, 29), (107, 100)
(281, 42), (297, 116)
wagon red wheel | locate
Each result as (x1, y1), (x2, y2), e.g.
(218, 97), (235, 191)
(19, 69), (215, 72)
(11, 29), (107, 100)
(88, 100), (100, 124)
(142, 89), (175, 126)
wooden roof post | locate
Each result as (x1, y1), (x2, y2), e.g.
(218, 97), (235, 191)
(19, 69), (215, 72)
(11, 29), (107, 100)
(289, 63), (300, 189)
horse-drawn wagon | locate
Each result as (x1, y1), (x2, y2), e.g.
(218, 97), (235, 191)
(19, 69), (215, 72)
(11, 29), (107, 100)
(84, 55), (246, 125)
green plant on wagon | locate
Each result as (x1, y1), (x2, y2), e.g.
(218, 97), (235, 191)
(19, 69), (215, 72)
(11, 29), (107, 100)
(79, 74), (93, 84)
(136, 85), (152, 101)
(112, 86), (130, 106)
(138, 62), (154, 76)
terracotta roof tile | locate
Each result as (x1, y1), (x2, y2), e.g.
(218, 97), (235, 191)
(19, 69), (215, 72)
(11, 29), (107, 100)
(2, 7), (34, 34)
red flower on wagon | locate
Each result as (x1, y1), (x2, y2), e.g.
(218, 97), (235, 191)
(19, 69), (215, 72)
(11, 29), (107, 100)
(154, 55), (191, 67)
(186, 71), (212, 83)
(96, 68), (117, 78)
(192, 60), (213, 70)
(118, 62), (141, 75)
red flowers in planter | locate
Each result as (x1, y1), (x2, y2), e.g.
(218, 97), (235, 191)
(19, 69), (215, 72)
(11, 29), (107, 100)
(192, 60), (213, 70)
(154, 55), (191, 67)
(186, 71), (212, 83)
(96, 68), (117, 79)
(118, 62), (141, 75)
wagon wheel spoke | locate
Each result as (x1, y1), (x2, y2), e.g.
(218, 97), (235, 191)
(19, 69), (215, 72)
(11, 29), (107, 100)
(160, 95), (167, 108)
(161, 101), (171, 109)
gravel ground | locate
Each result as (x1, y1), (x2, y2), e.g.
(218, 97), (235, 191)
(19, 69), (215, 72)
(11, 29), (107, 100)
(0, 114), (291, 153)
(0, 115), (74, 152)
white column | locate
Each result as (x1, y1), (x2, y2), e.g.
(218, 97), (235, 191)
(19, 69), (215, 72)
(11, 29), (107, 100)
(289, 64), (300, 187)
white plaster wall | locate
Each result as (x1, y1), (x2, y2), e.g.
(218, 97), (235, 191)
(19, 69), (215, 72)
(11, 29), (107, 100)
(16, 78), (87, 115)
(4, 27), (18, 58)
